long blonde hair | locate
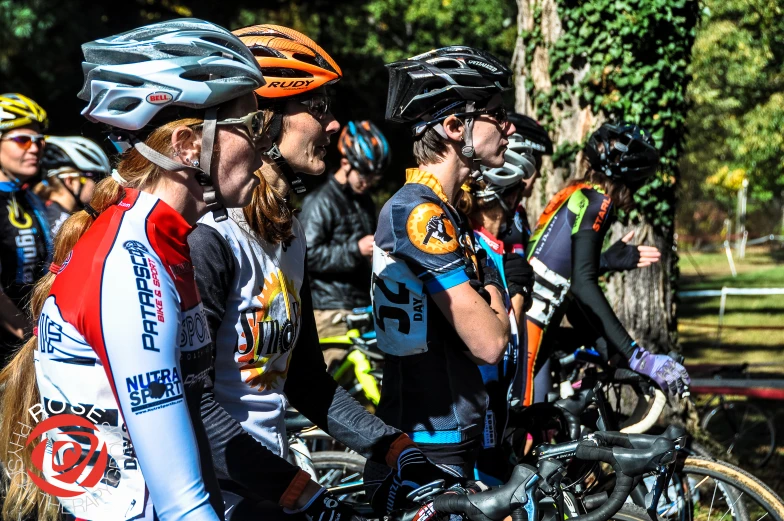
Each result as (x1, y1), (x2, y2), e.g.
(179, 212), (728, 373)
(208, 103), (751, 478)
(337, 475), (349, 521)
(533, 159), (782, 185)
(0, 117), (202, 521)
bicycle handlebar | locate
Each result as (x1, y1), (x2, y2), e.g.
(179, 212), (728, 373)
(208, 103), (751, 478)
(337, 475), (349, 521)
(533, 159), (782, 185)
(432, 432), (677, 521)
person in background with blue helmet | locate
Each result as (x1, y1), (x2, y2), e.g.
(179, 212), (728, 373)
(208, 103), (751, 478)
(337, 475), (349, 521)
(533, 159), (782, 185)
(300, 120), (391, 339)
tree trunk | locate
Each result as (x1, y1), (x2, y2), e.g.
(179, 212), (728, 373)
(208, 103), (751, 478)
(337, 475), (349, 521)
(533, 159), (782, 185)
(605, 222), (678, 351)
(512, 0), (598, 224)
(512, 0), (693, 354)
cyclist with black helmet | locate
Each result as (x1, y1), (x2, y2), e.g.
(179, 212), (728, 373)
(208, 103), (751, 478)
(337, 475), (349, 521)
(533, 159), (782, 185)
(522, 122), (690, 407)
(369, 46), (531, 481)
(35, 135), (111, 234)
(300, 120), (390, 338)
(187, 26), (451, 521)
(0, 18), (267, 521)
(0, 93), (52, 365)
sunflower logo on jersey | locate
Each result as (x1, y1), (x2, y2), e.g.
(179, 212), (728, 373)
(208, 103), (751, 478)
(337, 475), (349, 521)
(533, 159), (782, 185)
(236, 269), (301, 391)
(406, 202), (458, 254)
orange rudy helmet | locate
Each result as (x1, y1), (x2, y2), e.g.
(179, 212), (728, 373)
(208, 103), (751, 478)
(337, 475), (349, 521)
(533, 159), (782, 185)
(233, 25), (342, 99)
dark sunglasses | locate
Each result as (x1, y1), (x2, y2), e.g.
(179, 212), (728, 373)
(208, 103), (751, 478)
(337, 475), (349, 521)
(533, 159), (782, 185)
(215, 110), (268, 145)
(1, 134), (46, 150)
(296, 95), (331, 121)
(462, 105), (508, 124)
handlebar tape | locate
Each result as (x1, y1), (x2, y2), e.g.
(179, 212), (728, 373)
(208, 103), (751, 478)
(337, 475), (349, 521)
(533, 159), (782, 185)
(570, 444), (635, 521)
(433, 494), (472, 516)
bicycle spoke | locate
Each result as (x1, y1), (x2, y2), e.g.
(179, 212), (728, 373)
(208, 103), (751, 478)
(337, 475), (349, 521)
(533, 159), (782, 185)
(755, 512), (769, 521)
(708, 479), (718, 521)
(717, 491), (744, 521)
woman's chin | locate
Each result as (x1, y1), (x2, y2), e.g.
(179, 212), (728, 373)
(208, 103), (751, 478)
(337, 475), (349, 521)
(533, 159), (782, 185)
(302, 160), (326, 176)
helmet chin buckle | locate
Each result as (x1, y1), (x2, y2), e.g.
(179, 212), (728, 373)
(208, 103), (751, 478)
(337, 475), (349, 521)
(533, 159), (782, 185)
(462, 144), (475, 158)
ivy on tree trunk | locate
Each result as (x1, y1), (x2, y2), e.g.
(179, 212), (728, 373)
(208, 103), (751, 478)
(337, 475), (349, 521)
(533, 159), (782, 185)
(513, 0), (699, 352)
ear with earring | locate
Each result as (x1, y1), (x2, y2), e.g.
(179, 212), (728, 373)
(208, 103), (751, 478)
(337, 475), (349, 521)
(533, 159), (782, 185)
(173, 149), (199, 168)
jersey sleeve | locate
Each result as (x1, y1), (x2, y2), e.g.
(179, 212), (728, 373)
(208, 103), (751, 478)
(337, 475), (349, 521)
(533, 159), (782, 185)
(568, 191), (636, 359)
(385, 195), (469, 294)
(94, 245), (220, 521)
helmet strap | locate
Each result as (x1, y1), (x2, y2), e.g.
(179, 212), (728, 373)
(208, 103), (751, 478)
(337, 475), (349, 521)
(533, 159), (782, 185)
(459, 102), (483, 178)
(108, 125), (228, 221)
(265, 143), (306, 195)
(199, 106), (228, 222)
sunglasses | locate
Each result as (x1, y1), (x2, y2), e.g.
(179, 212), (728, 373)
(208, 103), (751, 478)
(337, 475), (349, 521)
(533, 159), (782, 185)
(215, 110), (268, 145)
(1, 134), (46, 150)
(462, 105), (508, 124)
(296, 95), (331, 121)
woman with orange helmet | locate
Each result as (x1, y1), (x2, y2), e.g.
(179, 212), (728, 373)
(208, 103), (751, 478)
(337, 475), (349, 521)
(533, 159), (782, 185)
(186, 25), (455, 521)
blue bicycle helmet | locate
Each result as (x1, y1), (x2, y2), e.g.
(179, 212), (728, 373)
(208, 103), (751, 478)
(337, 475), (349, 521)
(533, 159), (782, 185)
(337, 120), (391, 176)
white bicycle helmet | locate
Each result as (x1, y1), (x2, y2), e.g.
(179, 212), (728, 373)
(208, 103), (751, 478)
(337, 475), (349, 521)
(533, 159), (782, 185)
(43, 136), (111, 177)
(79, 18), (263, 131)
(477, 133), (537, 199)
(77, 18), (265, 221)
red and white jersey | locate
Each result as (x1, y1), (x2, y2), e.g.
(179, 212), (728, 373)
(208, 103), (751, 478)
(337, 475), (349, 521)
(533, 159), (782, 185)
(35, 189), (220, 521)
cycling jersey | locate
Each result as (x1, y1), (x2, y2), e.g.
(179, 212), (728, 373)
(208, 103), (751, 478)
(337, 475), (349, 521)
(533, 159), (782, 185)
(189, 209), (404, 512)
(471, 226), (519, 484)
(500, 204), (531, 256)
(373, 168), (487, 469)
(0, 182), (52, 356)
(521, 183), (635, 405)
(35, 189), (221, 521)
(44, 199), (71, 236)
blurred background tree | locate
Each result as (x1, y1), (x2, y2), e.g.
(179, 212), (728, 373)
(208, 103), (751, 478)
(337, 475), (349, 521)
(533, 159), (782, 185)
(678, 0), (784, 240)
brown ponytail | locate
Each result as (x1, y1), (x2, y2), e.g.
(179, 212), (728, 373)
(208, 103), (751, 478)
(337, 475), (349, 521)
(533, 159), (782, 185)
(573, 166), (635, 213)
(242, 169), (296, 245)
(0, 116), (202, 521)
(242, 108), (297, 246)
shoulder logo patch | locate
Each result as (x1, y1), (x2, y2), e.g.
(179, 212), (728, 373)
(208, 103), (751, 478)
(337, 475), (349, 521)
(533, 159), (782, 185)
(406, 202), (458, 254)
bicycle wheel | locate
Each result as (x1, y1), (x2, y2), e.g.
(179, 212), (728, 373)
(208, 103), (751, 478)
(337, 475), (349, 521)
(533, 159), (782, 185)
(701, 402), (776, 468)
(659, 456), (784, 521)
(312, 451), (367, 501)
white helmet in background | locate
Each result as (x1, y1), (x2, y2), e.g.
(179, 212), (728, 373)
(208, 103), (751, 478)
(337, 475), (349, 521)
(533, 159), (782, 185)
(43, 136), (111, 178)
(477, 132), (537, 200)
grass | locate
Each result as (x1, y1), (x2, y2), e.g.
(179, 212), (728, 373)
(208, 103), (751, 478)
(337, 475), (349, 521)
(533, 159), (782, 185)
(677, 247), (784, 494)
(678, 247), (784, 369)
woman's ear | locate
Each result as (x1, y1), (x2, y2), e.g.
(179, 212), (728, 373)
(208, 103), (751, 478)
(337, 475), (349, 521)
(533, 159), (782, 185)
(442, 115), (465, 141)
(170, 126), (201, 168)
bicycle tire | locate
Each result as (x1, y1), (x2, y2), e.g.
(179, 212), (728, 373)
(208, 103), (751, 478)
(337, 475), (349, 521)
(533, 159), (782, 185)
(680, 456), (784, 521)
(701, 402), (776, 468)
(312, 451), (367, 488)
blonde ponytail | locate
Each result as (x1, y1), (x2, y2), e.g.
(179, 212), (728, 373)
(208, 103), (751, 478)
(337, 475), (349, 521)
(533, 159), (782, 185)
(0, 116), (203, 520)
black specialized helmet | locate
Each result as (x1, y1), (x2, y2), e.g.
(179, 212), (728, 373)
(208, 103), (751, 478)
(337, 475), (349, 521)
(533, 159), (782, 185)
(385, 46), (512, 134)
(507, 113), (553, 156)
(583, 123), (659, 184)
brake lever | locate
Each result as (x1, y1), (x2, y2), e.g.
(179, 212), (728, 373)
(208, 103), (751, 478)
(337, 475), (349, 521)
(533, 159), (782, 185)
(406, 480), (446, 504)
(537, 459), (567, 521)
(644, 465), (671, 521)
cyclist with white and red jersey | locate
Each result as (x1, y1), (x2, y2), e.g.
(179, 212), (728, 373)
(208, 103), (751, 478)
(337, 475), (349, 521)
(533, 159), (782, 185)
(0, 18), (267, 521)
